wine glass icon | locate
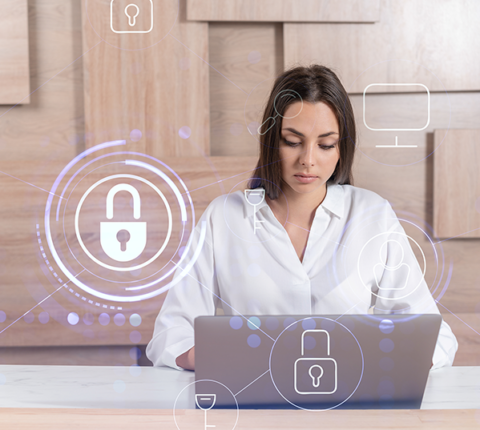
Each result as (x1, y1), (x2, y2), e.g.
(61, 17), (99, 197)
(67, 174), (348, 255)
(195, 394), (216, 429)
(244, 189), (266, 234)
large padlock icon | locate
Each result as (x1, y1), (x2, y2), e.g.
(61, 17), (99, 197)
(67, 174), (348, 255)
(100, 184), (147, 262)
(294, 329), (338, 395)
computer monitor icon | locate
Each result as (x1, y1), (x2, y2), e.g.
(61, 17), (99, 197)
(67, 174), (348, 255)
(363, 83), (430, 148)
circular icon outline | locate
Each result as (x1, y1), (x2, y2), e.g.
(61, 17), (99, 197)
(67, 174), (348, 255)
(173, 379), (239, 430)
(268, 316), (364, 411)
(357, 231), (427, 301)
(44, 142), (203, 302)
(74, 174), (173, 272)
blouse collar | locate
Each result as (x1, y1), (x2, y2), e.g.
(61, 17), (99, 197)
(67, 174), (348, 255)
(242, 184), (345, 219)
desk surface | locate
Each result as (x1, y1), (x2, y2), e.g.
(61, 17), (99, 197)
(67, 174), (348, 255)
(0, 365), (479, 410)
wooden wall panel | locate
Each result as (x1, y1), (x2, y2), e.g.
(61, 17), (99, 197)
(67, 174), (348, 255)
(82, 0), (210, 157)
(351, 92), (480, 151)
(209, 23), (283, 156)
(0, 0), (30, 104)
(187, 0), (380, 22)
(0, 0), (83, 163)
(433, 129), (480, 239)
(284, 0), (480, 93)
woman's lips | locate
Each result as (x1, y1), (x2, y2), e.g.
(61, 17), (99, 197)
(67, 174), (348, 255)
(294, 174), (318, 184)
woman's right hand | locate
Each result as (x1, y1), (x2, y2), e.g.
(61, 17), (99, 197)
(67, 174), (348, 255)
(176, 346), (195, 370)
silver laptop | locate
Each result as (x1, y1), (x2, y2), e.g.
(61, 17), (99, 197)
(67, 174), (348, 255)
(194, 314), (441, 410)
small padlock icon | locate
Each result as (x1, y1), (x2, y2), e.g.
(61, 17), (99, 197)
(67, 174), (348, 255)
(110, 0), (154, 34)
(294, 329), (338, 395)
(100, 184), (147, 262)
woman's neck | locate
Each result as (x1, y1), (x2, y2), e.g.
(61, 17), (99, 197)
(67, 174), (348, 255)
(267, 183), (327, 227)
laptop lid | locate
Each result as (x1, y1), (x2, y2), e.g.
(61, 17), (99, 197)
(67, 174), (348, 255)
(194, 314), (441, 410)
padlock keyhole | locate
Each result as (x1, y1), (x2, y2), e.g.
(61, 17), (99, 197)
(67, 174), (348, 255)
(116, 229), (131, 252)
(125, 4), (140, 27)
(308, 364), (324, 388)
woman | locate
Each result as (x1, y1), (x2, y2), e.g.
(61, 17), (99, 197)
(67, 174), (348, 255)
(146, 65), (457, 370)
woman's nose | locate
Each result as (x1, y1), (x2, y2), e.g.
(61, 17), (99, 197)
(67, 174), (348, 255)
(299, 144), (315, 167)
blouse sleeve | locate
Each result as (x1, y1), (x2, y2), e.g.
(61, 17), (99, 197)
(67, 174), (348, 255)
(146, 210), (218, 369)
(373, 203), (458, 369)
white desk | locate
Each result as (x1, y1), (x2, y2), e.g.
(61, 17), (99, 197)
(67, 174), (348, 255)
(0, 365), (479, 410)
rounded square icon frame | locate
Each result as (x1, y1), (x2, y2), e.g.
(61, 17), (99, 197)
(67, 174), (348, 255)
(294, 357), (338, 395)
(110, 0), (154, 34)
(362, 83), (431, 131)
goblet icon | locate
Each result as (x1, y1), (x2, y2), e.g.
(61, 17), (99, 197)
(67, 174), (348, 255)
(195, 394), (216, 429)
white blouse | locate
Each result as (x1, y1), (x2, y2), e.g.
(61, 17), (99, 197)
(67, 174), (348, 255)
(146, 184), (457, 370)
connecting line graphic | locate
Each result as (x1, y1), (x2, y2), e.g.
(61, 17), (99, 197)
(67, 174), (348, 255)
(170, 34), (249, 96)
(0, 170), (66, 200)
(0, 269), (85, 335)
(335, 301), (362, 321)
(172, 262), (275, 342)
(436, 301), (480, 338)
(233, 369), (271, 398)
(433, 226), (480, 245)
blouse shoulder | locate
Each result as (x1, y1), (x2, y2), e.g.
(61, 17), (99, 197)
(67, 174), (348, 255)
(200, 191), (244, 221)
(339, 184), (394, 214)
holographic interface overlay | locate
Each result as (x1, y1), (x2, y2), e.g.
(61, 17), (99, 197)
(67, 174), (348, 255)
(44, 140), (205, 303)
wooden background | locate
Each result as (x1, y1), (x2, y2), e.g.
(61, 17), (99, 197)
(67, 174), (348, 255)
(0, 0), (479, 366)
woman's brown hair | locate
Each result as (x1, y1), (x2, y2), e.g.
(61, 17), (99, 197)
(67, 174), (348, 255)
(249, 65), (356, 200)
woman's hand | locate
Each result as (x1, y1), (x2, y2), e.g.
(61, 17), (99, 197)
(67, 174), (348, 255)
(176, 347), (195, 370)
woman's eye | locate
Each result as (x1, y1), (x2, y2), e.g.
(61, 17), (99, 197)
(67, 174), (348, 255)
(319, 144), (336, 150)
(284, 139), (301, 147)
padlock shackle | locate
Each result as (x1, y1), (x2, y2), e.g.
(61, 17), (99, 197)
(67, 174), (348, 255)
(301, 329), (330, 356)
(106, 184), (141, 219)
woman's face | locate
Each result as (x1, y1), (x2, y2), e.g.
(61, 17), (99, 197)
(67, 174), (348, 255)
(279, 101), (340, 197)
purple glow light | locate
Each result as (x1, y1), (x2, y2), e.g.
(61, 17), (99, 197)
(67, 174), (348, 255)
(99, 313), (110, 326)
(178, 126), (191, 140)
(38, 312), (49, 324)
(130, 331), (142, 343)
(129, 314), (142, 327)
(130, 129), (142, 142)
(114, 313), (126, 326)
(229, 316), (243, 330)
(379, 338), (394, 353)
(83, 313), (94, 326)
(302, 318), (316, 330)
(67, 312), (79, 325)
(247, 334), (261, 348)
(129, 346), (141, 360)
